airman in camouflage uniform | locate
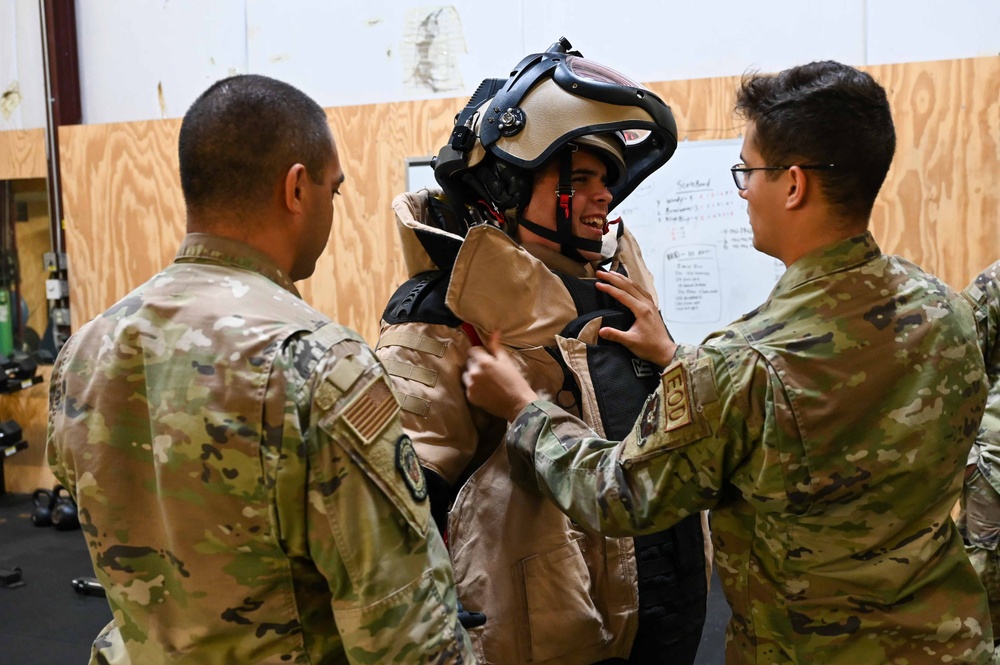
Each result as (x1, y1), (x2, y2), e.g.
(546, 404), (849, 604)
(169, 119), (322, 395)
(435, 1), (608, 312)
(46, 74), (473, 665)
(959, 260), (1000, 644)
(463, 61), (995, 663)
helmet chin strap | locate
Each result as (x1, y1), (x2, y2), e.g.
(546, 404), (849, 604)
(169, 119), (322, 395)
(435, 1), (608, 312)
(517, 145), (603, 263)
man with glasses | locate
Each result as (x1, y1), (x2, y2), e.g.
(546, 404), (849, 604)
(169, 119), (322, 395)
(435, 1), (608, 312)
(462, 60), (993, 662)
(731, 162), (834, 190)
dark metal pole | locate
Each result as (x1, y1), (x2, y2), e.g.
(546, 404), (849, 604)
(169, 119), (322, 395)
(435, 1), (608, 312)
(39, 0), (62, 256)
(38, 0), (80, 352)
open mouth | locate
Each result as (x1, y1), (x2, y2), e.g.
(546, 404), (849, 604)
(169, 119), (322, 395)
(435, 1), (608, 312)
(579, 215), (607, 230)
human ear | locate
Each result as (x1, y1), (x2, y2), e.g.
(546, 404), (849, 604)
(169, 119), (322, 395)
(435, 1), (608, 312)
(785, 166), (807, 210)
(284, 163), (308, 213)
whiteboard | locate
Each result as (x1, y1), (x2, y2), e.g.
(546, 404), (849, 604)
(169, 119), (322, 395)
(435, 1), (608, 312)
(615, 139), (785, 345)
(406, 157), (438, 192)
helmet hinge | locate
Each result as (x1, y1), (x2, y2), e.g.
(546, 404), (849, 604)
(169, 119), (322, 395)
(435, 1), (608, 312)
(450, 125), (474, 152)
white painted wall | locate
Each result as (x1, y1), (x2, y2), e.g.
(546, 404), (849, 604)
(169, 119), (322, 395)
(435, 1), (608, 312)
(0, 0), (46, 131)
(1, 0), (999, 130)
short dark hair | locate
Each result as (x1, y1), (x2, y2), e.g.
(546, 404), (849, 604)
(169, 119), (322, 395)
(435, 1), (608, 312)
(735, 61), (896, 221)
(178, 74), (333, 212)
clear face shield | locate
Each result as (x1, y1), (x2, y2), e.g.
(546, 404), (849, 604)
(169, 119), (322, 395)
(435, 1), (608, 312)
(562, 56), (655, 147)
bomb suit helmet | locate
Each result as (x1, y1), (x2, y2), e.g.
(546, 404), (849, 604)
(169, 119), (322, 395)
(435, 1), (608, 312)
(434, 37), (678, 224)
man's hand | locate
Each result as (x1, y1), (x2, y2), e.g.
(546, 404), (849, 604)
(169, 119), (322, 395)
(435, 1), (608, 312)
(595, 270), (677, 366)
(462, 331), (538, 422)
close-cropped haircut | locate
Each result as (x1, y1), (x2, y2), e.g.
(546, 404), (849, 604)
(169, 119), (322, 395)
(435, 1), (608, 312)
(178, 74), (333, 212)
(735, 61), (896, 221)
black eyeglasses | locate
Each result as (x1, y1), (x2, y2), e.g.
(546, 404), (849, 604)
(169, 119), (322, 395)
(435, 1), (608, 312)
(730, 163), (835, 191)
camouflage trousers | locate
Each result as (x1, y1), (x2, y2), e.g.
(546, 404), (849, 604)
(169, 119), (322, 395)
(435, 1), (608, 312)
(959, 467), (1000, 645)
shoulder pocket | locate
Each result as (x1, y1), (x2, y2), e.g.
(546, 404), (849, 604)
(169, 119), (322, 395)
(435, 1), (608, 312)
(317, 364), (430, 537)
(622, 358), (719, 462)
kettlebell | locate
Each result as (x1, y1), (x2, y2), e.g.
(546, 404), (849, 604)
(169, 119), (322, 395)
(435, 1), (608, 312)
(51, 485), (80, 531)
(31, 487), (55, 526)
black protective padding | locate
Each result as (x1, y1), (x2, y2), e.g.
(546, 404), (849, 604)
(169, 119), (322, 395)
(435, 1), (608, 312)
(382, 271), (461, 327)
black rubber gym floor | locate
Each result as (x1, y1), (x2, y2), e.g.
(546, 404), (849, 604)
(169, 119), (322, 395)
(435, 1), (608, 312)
(0, 491), (729, 664)
(0, 492), (111, 665)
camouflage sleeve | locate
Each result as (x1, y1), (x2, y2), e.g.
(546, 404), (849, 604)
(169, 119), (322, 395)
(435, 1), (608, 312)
(967, 261), (1000, 490)
(303, 337), (473, 664)
(45, 331), (81, 492)
(506, 343), (763, 537)
(375, 321), (481, 486)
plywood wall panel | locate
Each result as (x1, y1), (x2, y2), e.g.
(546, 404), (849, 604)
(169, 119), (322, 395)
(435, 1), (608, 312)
(0, 128), (47, 180)
(310, 103), (393, 342)
(58, 120), (186, 332)
(0, 367), (57, 494)
(300, 97), (462, 343)
(4, 55), (997, 488)
(18, 200), (53, 340)
(868, 58), (1000, 288)
(57, 99), (465, 344)
(647, 74), (745, 143)
(53, 56), (1000, 344)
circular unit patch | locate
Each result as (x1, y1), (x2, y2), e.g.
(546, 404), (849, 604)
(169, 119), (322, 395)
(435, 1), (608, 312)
(395, 434), (427, 502)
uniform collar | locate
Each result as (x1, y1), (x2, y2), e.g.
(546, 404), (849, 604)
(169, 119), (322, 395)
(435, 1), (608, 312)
(174, 233), (301, 298)
(772, 231), (882, 297)
(522, 242), (596, 278)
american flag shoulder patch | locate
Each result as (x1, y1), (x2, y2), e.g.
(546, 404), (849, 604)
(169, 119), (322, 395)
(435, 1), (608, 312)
(341, 375), (399, 444)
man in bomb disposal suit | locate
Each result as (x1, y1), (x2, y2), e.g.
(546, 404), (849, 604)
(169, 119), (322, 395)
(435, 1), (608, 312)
(376, 39), (708, 664)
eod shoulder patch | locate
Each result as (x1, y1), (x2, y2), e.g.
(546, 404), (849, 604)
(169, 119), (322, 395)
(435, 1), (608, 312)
(624, 357), (717, 460)
(661, 362), (693, 431)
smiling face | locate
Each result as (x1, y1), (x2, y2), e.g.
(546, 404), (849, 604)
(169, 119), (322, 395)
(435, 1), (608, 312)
(520, 148), (613, 262)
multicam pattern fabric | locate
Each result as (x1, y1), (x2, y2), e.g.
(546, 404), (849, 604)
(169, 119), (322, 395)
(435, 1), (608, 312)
(506, 232), (994, 663)
(961, 468), (1000, 644)
(965, 260), (1000, 488)
(960, 260), (1000, 641)
(47, 234), (473, 665)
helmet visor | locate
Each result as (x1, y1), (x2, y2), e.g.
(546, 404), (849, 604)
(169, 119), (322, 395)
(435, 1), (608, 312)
(564, 55), (640, 87)
(552, 56), (672, 140)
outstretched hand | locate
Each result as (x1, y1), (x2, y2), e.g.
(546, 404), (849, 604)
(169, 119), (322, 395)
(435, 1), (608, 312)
(595, 270), (677, 367)
(463, 331), (538, 422)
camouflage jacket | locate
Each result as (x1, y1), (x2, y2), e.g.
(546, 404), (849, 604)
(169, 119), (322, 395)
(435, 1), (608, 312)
(965, 261), (1000, 491)
(506, 232), (994, 663)
(47, 234), (474, 665)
